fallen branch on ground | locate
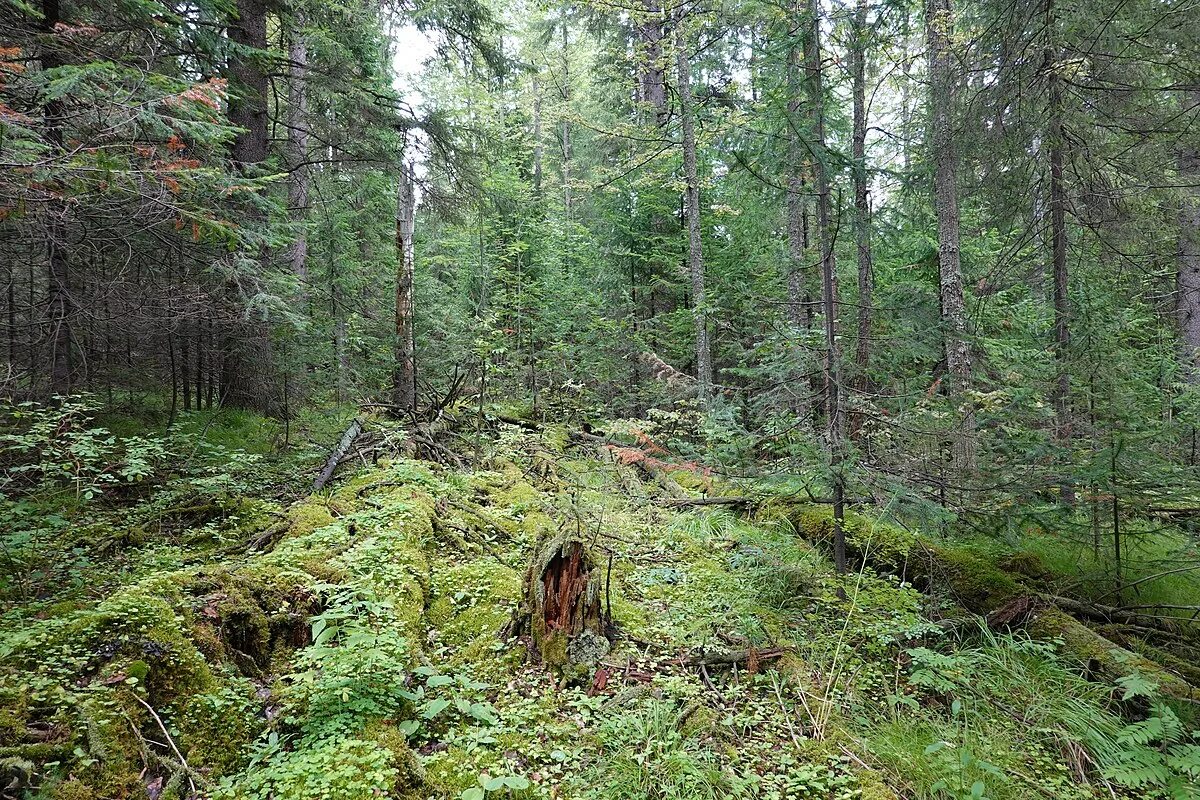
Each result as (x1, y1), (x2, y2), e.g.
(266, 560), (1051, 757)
(313, 416), (365, 491)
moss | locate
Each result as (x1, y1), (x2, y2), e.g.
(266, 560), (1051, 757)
(809, 721), (901, 800)
(177, 682), (263, 776)
(178, 563), (317, 673)
(609, 593), (652, 640)
(934, 547), (1024, 610)
(74, 695), (145, 796)
(285, 498), (337, 537)
(541, 424), (571, 453)
(791, 505), (914, 568)
(362, 720), (425, 795)
(1028, 608), (1199, 702)
(429, 559), (523, 681)
(678, 703), (718, 737)
(665, 467), (711, 493)
(423, 745), (480, 795)
(43, 776), (97, 800)
(998, 551), (1051, 581)
(472, 462), (541, 517)
(790, 504), (1023, 612)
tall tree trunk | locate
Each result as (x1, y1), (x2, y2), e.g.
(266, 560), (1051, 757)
(41, 0), (72, 396)
(532, 77), (544, 194)
(926, 0), (974, 472)
(222, 0), (272, 409)
(181, 318), (191, 411)
(637, 0), (667, 126)
(560, 21), (572, 217)
(850, 0), (873, 436)
(675, 13), (714, 405)
(805, 0), (846, 573)
(287, 12), (310, 294)
(228, 0), (270, 167)
(1179, 87), (1200, 381)
(784, 14), (812, 421)
(1045, 0), (1072, 503)
(393, 162), (417, 411)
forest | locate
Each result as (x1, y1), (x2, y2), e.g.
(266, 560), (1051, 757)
(2, 0), (1200, 796)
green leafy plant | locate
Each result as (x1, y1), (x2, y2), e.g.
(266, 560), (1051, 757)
(459, 773), (532, 800)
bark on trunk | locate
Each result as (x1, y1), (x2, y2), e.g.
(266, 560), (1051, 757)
(221, 0), (273, 409)
(314, 416), (364, 491)
(926, 0), (975, 471)
(41, 0), (72, 396)
(1047, 22), (1073, 503)
(560, 23), (572, 217)
(287, 12), (310, 294)
(1180, 88), (1200, 381)
(532, 78), (544, 194)
(675, 15), (714, 405)
(637, 0), (668, 126)
(785, 13), (812, 422)
(393, 161), (417, 412)
(850, 0), (873, 436)
(804, 0), (847, 572)
(228, 0), (270, 167)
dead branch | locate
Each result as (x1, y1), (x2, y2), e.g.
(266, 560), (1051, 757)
(313, 416), (365, 491)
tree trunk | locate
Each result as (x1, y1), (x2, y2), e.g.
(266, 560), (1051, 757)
(393, 161), (417, 412)
(41, 0), (72, 396)
(221, 0), (272, 410)
(228, 0), (270, 168)
(560, 22), (572, 217)
(532, 77), (544, 194)
(805, 0), (846, 573)
(785, 11), (812, 421)
(313, 416), (364, 490)
(181, 320), (191, 411)
(287, 12), (310, 295)
(1178, 89), (1200, 381)
(850, 0), (873, 438)
(334, 309), (349, 405)
(675, 14), (714, 405)
(791, 504), (1199, 703)
(1046, 2), (1072, 504)
(637, 0), (668, 126)
(926, 0), (974, 472)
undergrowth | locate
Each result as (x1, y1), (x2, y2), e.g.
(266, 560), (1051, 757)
(2, 410), (1199, 799)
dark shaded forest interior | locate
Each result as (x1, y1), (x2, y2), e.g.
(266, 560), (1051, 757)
(3, 0), (1200, 797)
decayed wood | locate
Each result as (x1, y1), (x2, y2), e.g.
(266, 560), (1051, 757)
(1050, 595), (1199, 639)
(517, 533), (611, 671)
(313, 416), (364, 490)
(660, 496), (753, 508)
(684, 646), (789, 669)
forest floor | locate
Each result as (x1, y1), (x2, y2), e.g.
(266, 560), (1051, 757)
(2, 406), (1199, 800)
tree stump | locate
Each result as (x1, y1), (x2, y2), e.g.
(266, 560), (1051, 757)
(517, 533), (610, 675)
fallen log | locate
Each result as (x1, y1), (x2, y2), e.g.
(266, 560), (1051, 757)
(788, 504), (1200, 703)
(683, 646), (789, 669)
(1050, 595), (1197, 638)
(661, 496), (754, 509)
(313, 416), (365, 491)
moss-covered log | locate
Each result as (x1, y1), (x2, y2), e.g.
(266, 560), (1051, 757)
(787, 505), (1200, 703)
(516, 533), (611, 677)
